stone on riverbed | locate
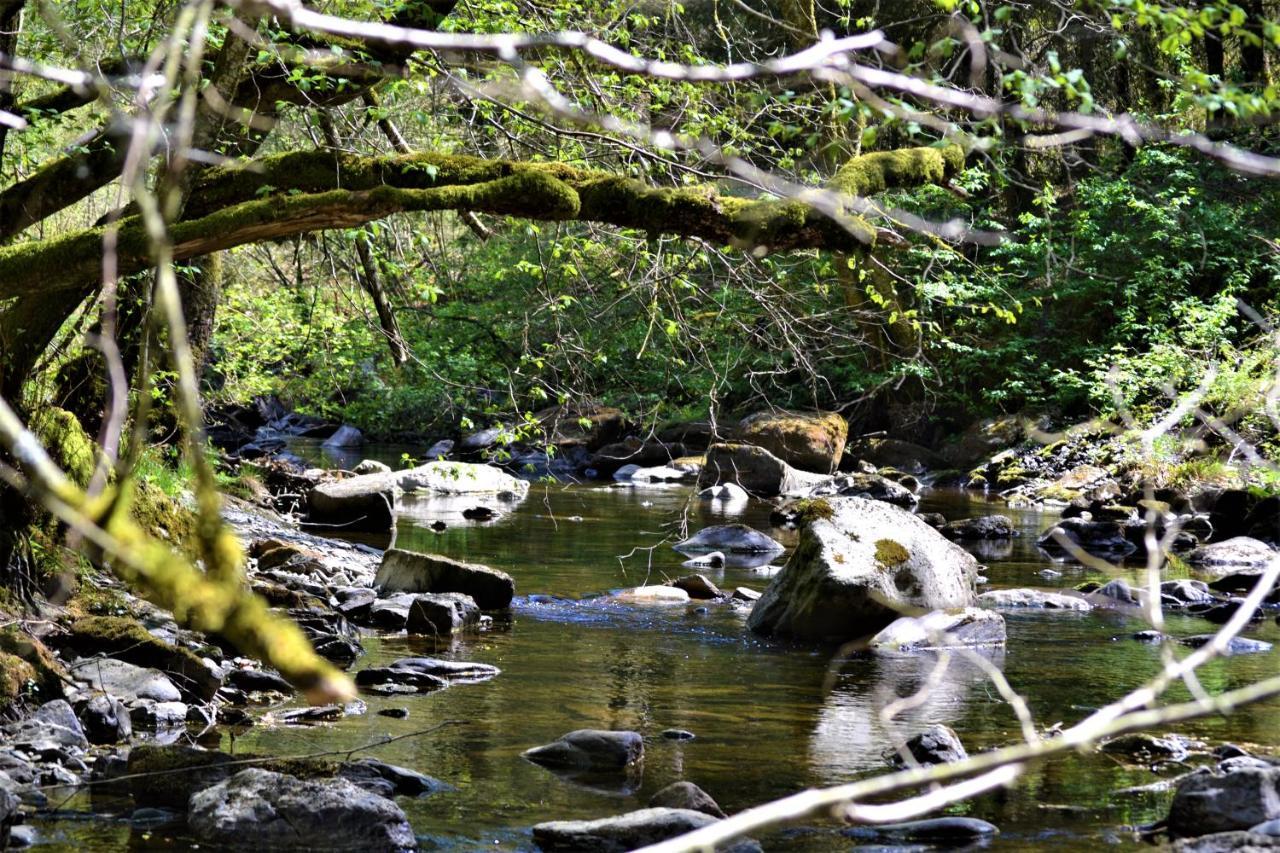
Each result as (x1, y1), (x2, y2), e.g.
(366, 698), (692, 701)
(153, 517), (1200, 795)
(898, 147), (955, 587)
(353, 459), (391, 475)
(616, 586), (690, 604)
(1167, 764), (1280, 837)
(697, 442), (830, 498)
(891, 724), (968, 766)
(649, 781), (726, 818)
(532, 808), (762, 853)
(78, 694), (131, 745)
(406, 593), (480, 636)
(699, 483), (749, 503)
(845, 817), (999, 844)
(523, 730), (643, 771)
(941, 515), (1017, 540)
(322, 424), (364, 449)
(1037, 517), (1135, 559)
(747, 497), (979, 643)
(674, 524), (783, 554)
(807, 472), (918, 508)
(375, 548), (515, 609)
(69, 659), (181, 703)
(1188, 537), (1276, 576)
(670, 574), (723, 600)
(308, 461), (528, 532)
(60, 616), (221, 701)
(869, 608), (1006, 653)
(978, 588), (1092, 611)
(337, 757), (449, 799)
(188, 768), (416, 852)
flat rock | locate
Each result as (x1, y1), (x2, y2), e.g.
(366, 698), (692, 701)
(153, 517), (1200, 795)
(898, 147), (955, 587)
(375, 548), (514, 609)
(808, 472), (918, 508)
(1038, 517), (1135, 558)
(1168, 765), (1280, 837)
(846, 817), (999, 843)
(617, 586), (690, 604)
(70, 659), (181, 703)
(869, 608), (1006, 653)
(1189, 537), (1275, 576)
(979, 588), (1091, 611)
(670, 574), (723, 600)
(188, 768), (416, 852)
(941, 515), (1017, 540)
(532, 807), (761, 853)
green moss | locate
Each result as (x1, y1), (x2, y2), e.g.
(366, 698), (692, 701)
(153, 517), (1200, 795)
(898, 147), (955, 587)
(830, 144), (965, 197)
(1039, 484), (1083, 503)
(0, 627), (68, 700)
(63, 615), (220, 700)
(0, 652), (36, 710)
(30, 407), (97, 488)
(874, 538), (910, 568)
(790, 498), (835, 524)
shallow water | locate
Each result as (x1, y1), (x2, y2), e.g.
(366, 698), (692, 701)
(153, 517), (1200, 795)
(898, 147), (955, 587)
(40, 453), (1280, 850)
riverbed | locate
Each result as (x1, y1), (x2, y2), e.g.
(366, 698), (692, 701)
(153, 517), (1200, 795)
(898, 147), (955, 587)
(38, 450), (1280, 850)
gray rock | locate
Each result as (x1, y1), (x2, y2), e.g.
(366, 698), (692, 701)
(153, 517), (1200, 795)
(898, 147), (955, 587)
(79, 695), (131, 745)
(354, 667), (447, 695)
(845, 817), (999, 843)
(699, 483), (749, 503)
(1037, 517), (1135, 558)
(382, 657), (500, 683)
(1094, 578), (1138, 604)
(130, 701), (189, 728)
(869, 608), (1006, 653)
(1252, 820), (1280, 837)
(1181, 635), (1273, 654)
(424, 439), (454, 459)
(226, 668), (293, 694)
(1163, 579), (1216, 607)
(979, 588), (1092, 611)
(808, 472), (918, 508)
(367, 593), (419, 630)
(375, 548), (515, 609)
(532, 808), (761, 853)
(459, 426), (503, 452)
(941, 515), (1017, 540)
(337, 757), (449, 798)
(322, 424), (364, 449)
(748, 497), (978, 643)
(697, 442), (830, 498)
(188, 768), (416, 852)
(523, 730), (643, 771)
(406, 593), (481, 636)
(1173, 830), (1280, 851)
(1100, 733), (1191, 762)
(353, 459), (391, 475)
(682, 551), (725, 569)
(649, 781), (726, 818)
(670, 574), (723, 600)
(1168, 765), (1280, 837)
(334, 587), (377, 620)
(70, 659), (181, 703)
(732, 587), (761, 602)
(1189, 537), (1276, 575)
(892, 724), (967, 766)
(674, 525), (783, 554)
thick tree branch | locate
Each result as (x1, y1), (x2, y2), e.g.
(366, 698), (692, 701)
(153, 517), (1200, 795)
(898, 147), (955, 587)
(0, 144), (963, 297)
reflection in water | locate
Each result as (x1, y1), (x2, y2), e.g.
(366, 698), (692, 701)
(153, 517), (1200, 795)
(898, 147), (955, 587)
(811, 650), (1006, 777)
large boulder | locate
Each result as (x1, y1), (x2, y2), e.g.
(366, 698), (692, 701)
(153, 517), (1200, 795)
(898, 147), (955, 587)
(406, 593), (480, 636)
(188, 768), (417, 852)
(589, 438), (684, 476)
(843, 436), (949, 474)
(941, 515), (1017, 540)
(736, 410), (848, 474)
(308, 461), (528, 532)
(697, 442), (830, 497)
(375, 549), (514, 609)
(809, 473), (918, 508)
(535, 403), (628, 451)
(322, 424), (364, 449)
(1037, 517), (1135, 559)
(1168, 765), (1280, 838)
(747, 497), (979, 643)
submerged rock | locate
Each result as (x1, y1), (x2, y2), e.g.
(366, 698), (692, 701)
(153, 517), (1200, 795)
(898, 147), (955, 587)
(337, 757), (448, 799)
(523, 730), (643, 771)
(375, 548), (514, 609)
(845, 817), (999, 843)
(617, 586), (691, 604)
(747, 497), (978, 643)
(674, 524), (783, 554)
(697, 442), (829, 497)
(188, 768), (416, 852)
(736, 410), (847, 474)
(869, 608), (1006, 653)
(1100, 733), (1192, 762)
(648, 781), (726, 818)
(532, 808), (761, 853)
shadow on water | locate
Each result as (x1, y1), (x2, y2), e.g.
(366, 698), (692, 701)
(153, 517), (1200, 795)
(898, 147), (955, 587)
(41, 460), (1280, 851)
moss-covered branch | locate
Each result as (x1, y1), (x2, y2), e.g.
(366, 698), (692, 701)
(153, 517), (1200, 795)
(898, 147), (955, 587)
(0, 144), (964, 297)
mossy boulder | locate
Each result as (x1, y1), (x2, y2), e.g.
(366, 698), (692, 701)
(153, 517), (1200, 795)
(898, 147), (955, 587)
(0, 626), (68, 700)
(0, 653), (37, 710)
(534, 403), (629, 451)
(58, 616), (220, 701)
(125, 744), (341, 809)
(748, 497), (979, 643)
(736, 410), (848, 474)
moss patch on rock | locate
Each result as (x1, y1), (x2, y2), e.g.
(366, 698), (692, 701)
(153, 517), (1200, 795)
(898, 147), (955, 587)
(874, 538), (910, 569)
(61, 616), (219, 700)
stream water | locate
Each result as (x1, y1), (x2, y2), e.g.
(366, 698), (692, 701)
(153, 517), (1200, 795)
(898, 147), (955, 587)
(42, 443), (1280, 850)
